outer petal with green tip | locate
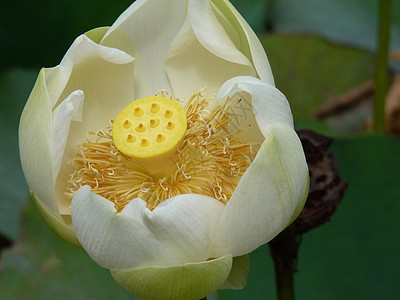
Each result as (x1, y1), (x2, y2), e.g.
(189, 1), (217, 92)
(19, 68), (57, 212)
(219, 255), (249, 290)
(111, 255), (232, 300)
(31, 193), (81, 248)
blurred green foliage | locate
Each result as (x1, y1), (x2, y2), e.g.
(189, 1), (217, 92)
(0, 199), (137, 299)
(261, 34), (375, 120)
(269, 0), (400, 70)
(0, 70), (35, 240)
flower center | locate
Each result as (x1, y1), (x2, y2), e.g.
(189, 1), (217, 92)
(112, 96), (187, 175)
(66, 90), (259, 211)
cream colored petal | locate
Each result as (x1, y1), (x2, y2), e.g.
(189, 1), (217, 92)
(46, 34), (134, 109)
(212, 125), (308, 257)
(101, 0), (188, 98)
(51, 90), (84, 183)
(219, 254), (249, 290)
(31, 193), (81, 248)
(71, 186), (225, 270)
(217, 76), (293, 140)
(111, 255), (232, 300)
(51, 35), (135, 215)
(215, 79), (264, 144)
(19, 68), (57, 212)
(189, 0), (252, 66)
(212, 0), (275, 84)
(165, 9), (256, 102)
(287, 174), (310, 226)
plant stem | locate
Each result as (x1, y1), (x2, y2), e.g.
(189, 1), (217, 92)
(373, 0), (392, 133)
(273, 263), (295, 300)
(269, 230), (300, 300)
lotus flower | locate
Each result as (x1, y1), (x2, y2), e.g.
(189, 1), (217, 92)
(19, 0), (309, 299)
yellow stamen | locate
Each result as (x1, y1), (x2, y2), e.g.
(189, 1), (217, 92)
(66, 91), (259, 211)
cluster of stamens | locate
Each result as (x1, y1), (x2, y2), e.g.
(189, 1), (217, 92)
(66, 90), (259, 211)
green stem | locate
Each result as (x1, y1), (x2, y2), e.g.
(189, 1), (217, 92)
(269, 230), (299, 300)
(273, 263), (295, 300)
(373, 0), (392, 133)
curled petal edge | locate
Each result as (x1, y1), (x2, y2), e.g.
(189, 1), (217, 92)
(111, 254), (233, 300)
(211, 0), (274, 84)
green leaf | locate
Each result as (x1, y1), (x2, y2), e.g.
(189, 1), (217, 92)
(218, 134), (400, 299)
(0, 69), (37, 240)
(0, 200), (137, 299)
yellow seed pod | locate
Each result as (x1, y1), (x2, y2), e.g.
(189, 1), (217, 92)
(113, 96), (187, 173)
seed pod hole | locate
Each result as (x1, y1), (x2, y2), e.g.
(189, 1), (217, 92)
(134, 107), (143, 117)
(123, 120), (132, 129)
(141, 139), (149, 147)
(164, 110), (173, 118)
(127, 134), (136, 143)
(135, 123), (146, 132)
(150, 103), (160, 114)
(156, 134), (165, 143)
(166, 122), (174, 130)
(149, 119), (160, 128)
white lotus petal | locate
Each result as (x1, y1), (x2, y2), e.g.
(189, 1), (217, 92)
(212, 125), (308, 257)
(71, 186), (225, 270)
(52, 35), (135, 214)
(51, 90), (84, 182)
(101, 0), (187, 98)
(215, 80), (264, 144)
(165, 8), (256, 101)
(217, 76), (293, 140)
(212, 0), (275, 84)
(19, 69), (57, 212)
(189, 0), (251, 66)
(46, 35), (134, 109)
